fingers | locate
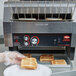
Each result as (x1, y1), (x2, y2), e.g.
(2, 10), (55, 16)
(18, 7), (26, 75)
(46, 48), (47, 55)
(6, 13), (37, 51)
(4, 51), (26, 65)
(13, 51), (26, 58)
(15, 57), (26, 65)
(16, 57), (25, 61)
(13, 59), (21, 65)
(6, 58), (21, 65)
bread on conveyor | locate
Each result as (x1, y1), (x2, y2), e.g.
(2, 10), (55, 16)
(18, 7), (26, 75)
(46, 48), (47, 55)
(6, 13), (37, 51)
(40, 54), (54, 62)
(51, 60), (67, 65)
(21, 57), (37, 70)
(45, 18), (62, 21)
(23, 54), (32, 58)
(18, 18), (36, 21)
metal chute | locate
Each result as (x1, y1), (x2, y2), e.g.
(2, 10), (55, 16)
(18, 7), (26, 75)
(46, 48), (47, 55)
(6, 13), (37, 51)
(5, 0), (76, 21)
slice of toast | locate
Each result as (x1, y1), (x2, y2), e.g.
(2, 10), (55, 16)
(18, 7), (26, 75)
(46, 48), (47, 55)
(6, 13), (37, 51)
(51, 60), (67, 65)
(21, 57), (37, 70)
(46, 18), (62, 21)
(18, 18), (36, 21)
(40, 54), (54, 62)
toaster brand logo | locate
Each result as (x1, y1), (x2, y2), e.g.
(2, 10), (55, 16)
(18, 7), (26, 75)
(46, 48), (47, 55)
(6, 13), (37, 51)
(36, 23), (48, 26)
(64, 36), (70, 39)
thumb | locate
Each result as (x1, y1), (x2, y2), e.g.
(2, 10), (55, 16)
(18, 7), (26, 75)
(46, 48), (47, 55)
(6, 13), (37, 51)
(16, 57), (25, 61)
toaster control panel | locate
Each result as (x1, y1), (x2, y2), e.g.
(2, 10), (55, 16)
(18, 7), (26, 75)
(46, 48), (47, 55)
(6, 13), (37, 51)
(13, 34), (71, 47)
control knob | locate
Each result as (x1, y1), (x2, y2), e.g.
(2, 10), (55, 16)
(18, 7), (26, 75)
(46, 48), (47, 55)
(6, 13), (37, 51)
(24, 42), (29, 46)
(31, 36), (40, 45)
(24, 35), (30, 41)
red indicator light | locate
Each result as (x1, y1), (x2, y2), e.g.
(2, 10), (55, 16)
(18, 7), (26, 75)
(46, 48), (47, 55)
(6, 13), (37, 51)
(16, 40), (18, 42)
(64, 36), (70, 39)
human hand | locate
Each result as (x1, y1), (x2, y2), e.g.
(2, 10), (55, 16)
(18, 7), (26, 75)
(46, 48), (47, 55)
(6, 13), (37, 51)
(4, 51), (25, 65)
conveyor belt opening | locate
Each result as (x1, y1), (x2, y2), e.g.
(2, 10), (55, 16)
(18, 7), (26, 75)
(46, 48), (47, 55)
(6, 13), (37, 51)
(13, 13), (72, 20)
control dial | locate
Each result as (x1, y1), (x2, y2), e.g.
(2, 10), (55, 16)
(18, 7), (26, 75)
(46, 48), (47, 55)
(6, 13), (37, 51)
(24, 35), (30, 41)
(31, 36), (40, 45)
(24, 42), (29, 46)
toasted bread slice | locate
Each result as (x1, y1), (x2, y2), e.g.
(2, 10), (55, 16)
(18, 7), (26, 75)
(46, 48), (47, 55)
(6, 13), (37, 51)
(18, 18), (36, 21)
(23, 54), (32, 58)
(46, 18), (62, 21)
(40, 54), (54, 62)
(21, 57), (37, 70)
(51, 60), (67, 65)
